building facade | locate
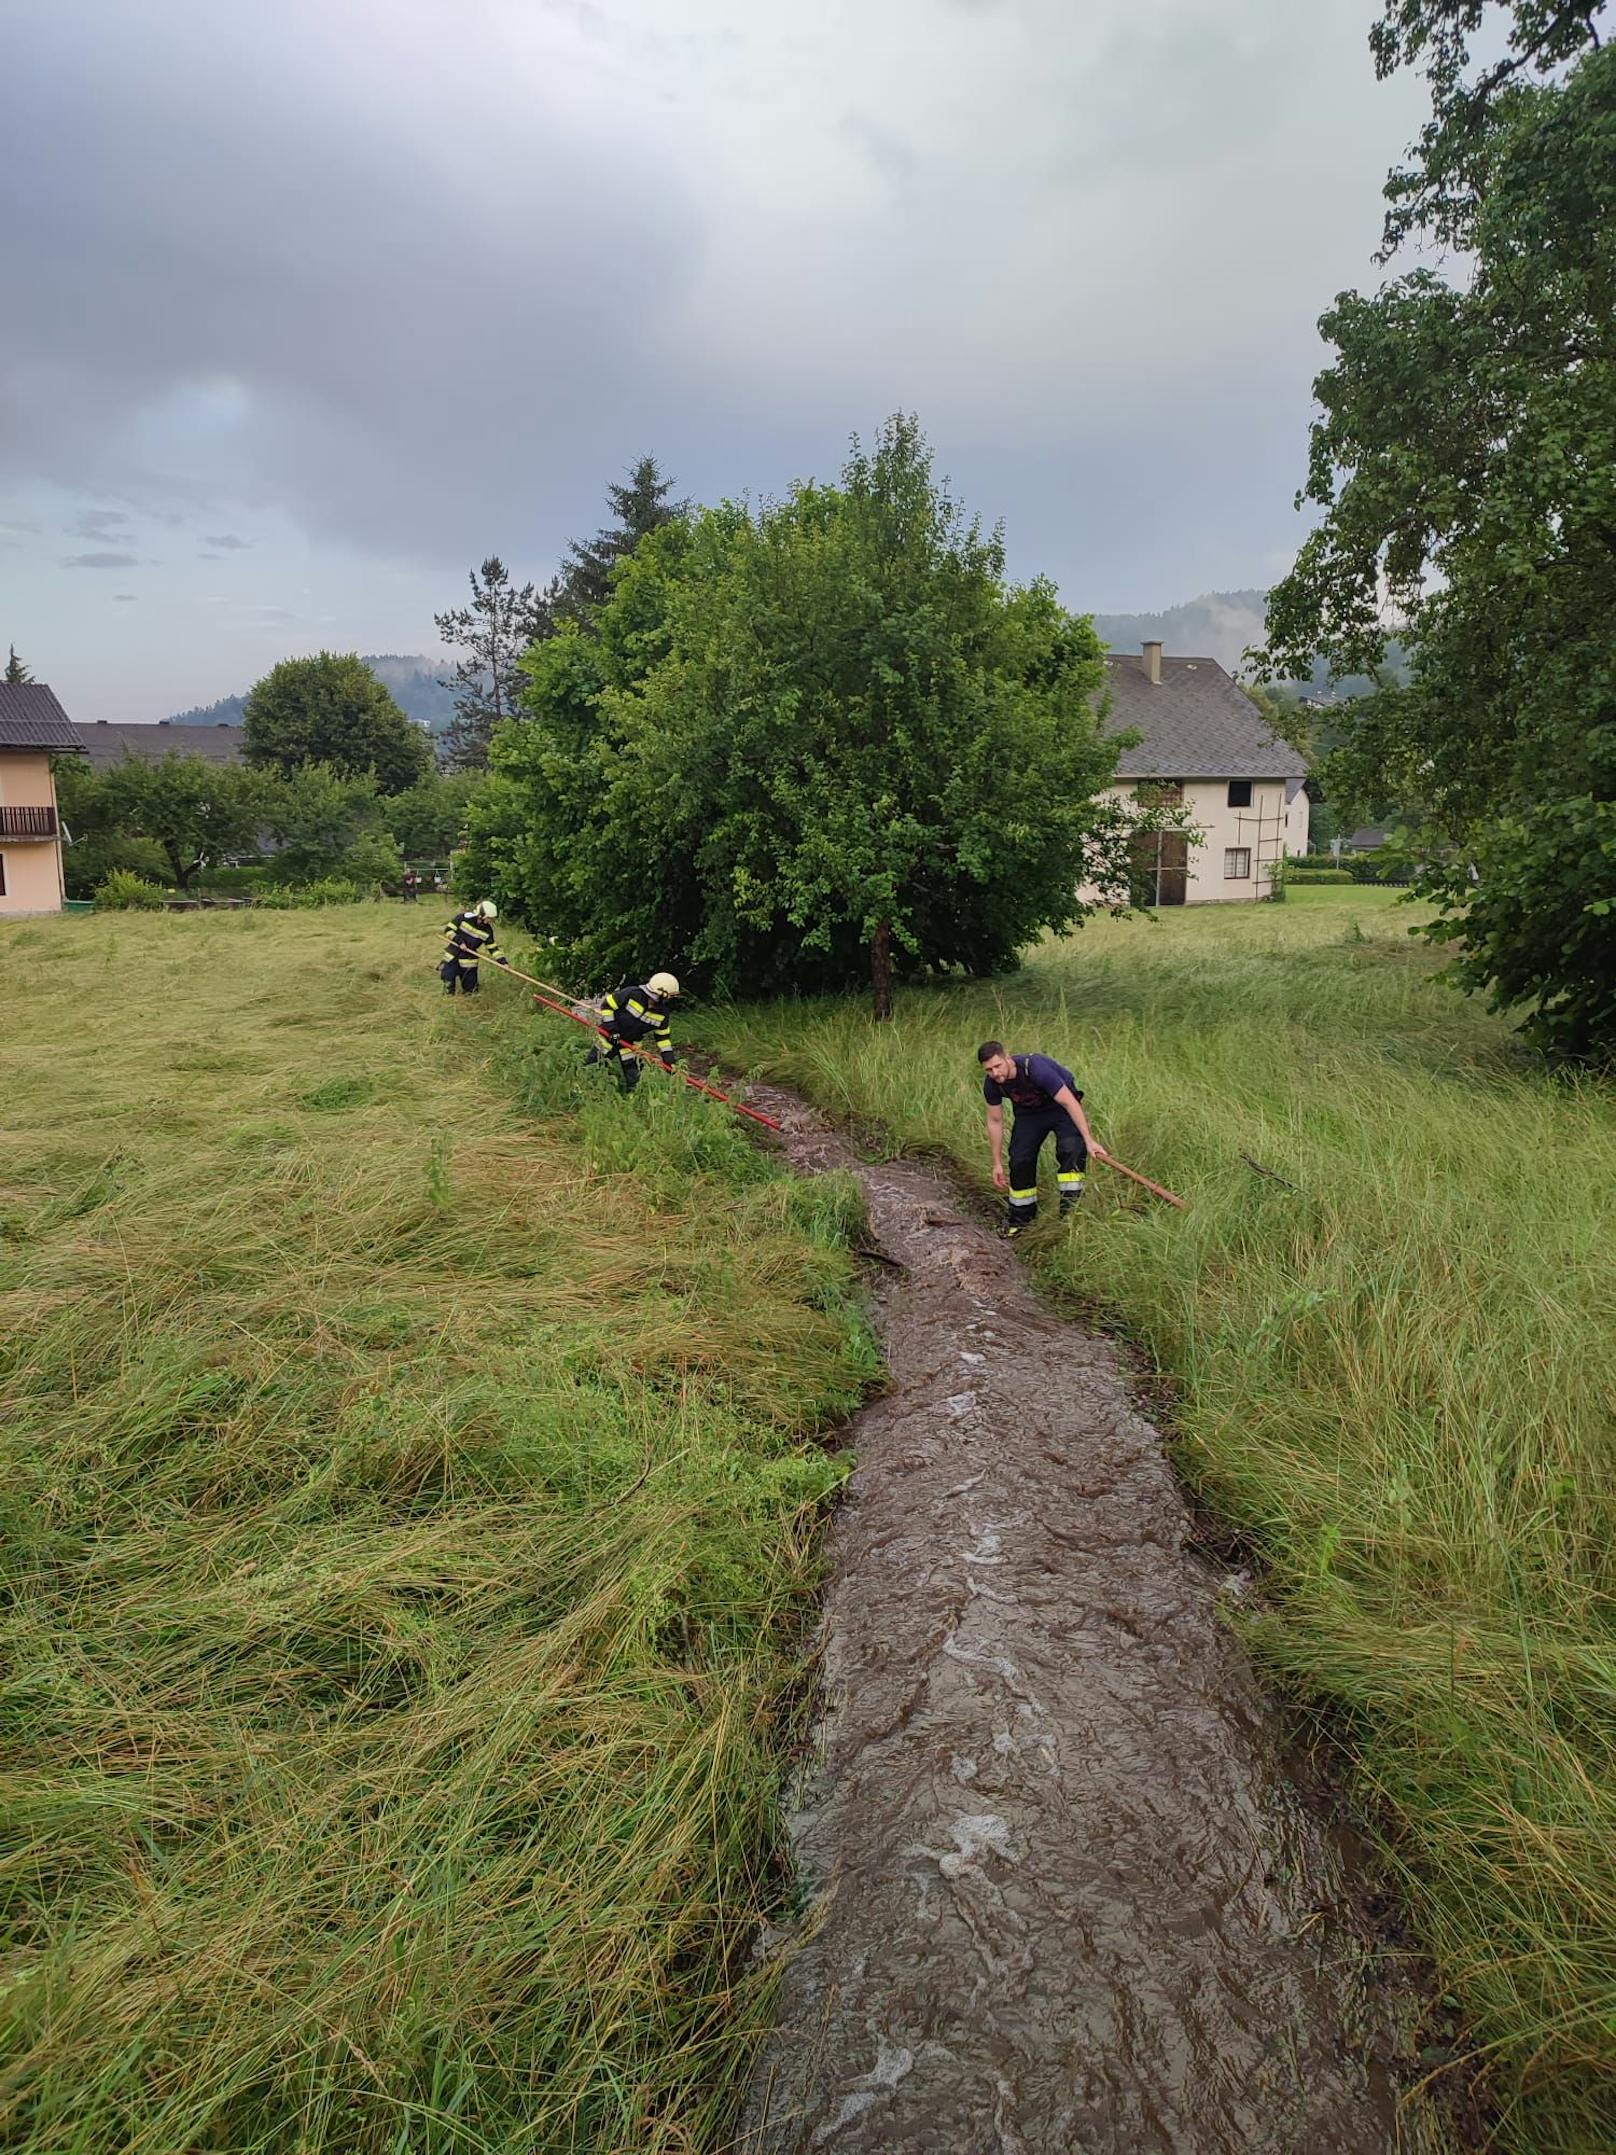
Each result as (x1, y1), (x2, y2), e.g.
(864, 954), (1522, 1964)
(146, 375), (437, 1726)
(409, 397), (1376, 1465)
(0, 684), (83, 916)
(1097, 644), (1308, 904)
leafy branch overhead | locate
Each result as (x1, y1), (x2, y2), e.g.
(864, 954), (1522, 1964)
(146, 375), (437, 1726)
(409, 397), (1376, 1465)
(1265, 0), (1616, 1062)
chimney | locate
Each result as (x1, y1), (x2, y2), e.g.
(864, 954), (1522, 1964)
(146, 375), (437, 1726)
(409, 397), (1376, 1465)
(1142, 640), (1163, 685)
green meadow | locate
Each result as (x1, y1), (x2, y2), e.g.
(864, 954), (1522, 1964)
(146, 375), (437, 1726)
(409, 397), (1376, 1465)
(702, 888), (1616, 2152)
(0, 906), (876, 2155)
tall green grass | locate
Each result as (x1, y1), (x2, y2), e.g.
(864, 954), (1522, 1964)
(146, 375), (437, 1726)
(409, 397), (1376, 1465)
(700, 889), (1616, 2153)
(0, 907), (878, 2154)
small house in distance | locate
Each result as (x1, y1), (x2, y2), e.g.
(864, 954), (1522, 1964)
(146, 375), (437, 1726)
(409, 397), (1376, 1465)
(0, 682), (84, 916)
(1098, 642), (1308, 903)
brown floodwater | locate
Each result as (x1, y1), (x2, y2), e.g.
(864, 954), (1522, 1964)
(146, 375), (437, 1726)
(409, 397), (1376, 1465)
(731, 1081), (1448, 2155)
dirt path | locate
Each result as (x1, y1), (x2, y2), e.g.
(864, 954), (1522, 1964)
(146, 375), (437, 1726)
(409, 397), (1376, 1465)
(735, 1083), (1439, 2155)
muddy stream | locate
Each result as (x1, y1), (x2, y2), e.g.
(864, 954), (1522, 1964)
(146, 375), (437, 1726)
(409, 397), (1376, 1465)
(732, 1080), (1443, 2155)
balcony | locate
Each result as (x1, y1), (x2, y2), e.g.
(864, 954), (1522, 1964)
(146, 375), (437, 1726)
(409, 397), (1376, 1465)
(0, 805), (60, 841)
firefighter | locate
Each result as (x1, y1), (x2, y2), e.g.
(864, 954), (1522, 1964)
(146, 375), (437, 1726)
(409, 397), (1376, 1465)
(586, 973), (680, 1091)
(440, 899), (507, 994)
(977, 1039), (1108, 1235)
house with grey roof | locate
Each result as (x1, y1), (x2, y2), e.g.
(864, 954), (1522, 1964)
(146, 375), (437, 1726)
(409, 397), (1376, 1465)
(0, 682), (84, 916)
(1098, 643), (1309, 903)
(72, 719), (247, 771)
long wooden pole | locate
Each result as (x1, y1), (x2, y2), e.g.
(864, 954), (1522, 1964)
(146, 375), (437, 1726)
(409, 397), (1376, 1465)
(1095, 1153), (1188, 1210)
(484, 957), (785, 1132)
(479, 957), (1179, 1197)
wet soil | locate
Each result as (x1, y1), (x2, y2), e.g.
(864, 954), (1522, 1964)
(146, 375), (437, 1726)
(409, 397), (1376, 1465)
(733, 1081), (1446, 2155)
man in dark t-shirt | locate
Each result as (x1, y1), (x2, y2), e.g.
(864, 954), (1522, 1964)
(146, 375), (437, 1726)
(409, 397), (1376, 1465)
(977, 1039), (1108, 1235)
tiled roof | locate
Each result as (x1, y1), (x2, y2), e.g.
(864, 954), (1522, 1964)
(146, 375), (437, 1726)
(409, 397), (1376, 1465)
(1102, 654), (1306, 781)
(0, 682), (83, 752)
(73, 720), (248, 771)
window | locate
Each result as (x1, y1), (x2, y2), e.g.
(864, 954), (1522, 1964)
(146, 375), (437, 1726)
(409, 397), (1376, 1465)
(1227, 779), (1253, 808)
(1224, 847), (1251, 879)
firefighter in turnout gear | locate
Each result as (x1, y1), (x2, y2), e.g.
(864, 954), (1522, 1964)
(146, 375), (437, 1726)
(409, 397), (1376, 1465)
(977, 1040), (1108, 1235)
(440, 900), (507, 994)
(586, 973), (680, 1092)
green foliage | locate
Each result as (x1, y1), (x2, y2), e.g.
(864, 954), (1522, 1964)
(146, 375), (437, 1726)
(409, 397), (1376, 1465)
(434, 559), (547, 772)
(1283, 865), (1356, 885)
(557, 453), (688, 620)
(1264, 5), (1616, 1061)
(253, 876), (367, 909)
(1429, 798), (1616, 1058)
(383, 768), (482, 858)
(89, 754), (265, 893)
(93, 868), (167, 910)
(193, 863), (272, 896)
(4, 644), (32, 685)
(242, 652), (433, 795)
(340, 829), (404, 892)
(258, 761), (391, 883)
(471, 416), (1152, 1014)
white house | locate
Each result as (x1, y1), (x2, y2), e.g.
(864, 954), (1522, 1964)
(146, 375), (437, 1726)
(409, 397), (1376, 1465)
(1097, 642), (1309, 904)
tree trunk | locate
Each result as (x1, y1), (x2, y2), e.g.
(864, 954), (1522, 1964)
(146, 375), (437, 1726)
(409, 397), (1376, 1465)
(871, 917), (894, 1022)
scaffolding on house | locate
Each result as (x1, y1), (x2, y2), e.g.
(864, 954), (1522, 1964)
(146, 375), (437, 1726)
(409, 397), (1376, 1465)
(1230, 791), (1288, 897)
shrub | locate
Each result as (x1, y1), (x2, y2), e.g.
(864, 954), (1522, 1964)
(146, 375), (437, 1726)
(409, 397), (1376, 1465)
(254, 878), (365, 909)
(63, 833), (171, 900)
(1284, 865), (1355, 885)
(195, 864), (274, 897)
(94, 869), (168, 910)
(1346, 846), (1415, 886)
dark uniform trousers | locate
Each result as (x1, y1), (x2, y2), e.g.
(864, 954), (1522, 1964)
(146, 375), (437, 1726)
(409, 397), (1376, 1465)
(1007, 1109), (1088, 1227)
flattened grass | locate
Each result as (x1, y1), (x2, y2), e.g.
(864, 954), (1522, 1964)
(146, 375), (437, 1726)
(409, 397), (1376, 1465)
(700, 889), (1616, 2153)
(0, 907), (877, 2154)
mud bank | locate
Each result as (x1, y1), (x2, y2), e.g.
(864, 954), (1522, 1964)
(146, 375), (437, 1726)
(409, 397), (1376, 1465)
(736, 1083), (1445, 2155)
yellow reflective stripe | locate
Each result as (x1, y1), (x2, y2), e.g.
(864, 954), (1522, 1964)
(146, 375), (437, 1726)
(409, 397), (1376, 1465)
(1008, 1187), (1037, 1201)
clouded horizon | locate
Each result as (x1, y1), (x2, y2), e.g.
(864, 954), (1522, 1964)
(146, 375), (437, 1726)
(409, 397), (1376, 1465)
(1, 0), (1426, 721)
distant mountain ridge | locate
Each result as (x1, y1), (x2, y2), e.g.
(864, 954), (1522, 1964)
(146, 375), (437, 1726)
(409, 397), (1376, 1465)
(166, 600), (1399, 735)
(1089, 591), (1270, 675)
(170, 655), (457, 734)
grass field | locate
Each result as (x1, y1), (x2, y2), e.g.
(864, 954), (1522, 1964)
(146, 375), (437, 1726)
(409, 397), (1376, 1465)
(0, 905), (878, 2154)
(700, 888), (1616, 2153)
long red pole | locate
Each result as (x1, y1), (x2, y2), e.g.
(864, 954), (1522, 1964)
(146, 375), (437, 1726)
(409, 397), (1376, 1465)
(490, 961), (784, 1131)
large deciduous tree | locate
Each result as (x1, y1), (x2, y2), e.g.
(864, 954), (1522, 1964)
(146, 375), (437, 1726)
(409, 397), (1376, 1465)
(96, 755), (265, 892)
(433, 558), (547, 773)
(1264, 0), (1616, 1062)
(242, 653), (433, 795)
(463, 417), (1146, 1015)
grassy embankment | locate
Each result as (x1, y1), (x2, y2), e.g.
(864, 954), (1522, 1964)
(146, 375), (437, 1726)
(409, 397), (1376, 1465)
(700, 887), (1616, 2153)
(0, 906), (877, 2154)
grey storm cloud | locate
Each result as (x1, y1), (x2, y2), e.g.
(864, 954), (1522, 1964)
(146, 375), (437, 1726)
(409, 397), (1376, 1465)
(1, 0), (1428, 610)
(67, 508), (131, 540)
(63, 550), (140, 568)
(205, 534), (252, 550)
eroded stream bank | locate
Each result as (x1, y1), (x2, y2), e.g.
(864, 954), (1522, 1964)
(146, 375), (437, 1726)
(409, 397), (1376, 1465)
(734, 1081), (1447, 2155)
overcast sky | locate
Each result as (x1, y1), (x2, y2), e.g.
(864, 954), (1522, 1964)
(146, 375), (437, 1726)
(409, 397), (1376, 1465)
(1, 0), (1426, 721)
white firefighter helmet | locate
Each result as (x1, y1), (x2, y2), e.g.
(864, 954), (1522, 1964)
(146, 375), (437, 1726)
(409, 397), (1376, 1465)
(475, 899), (498, 920)
(647, 971), (680, 998)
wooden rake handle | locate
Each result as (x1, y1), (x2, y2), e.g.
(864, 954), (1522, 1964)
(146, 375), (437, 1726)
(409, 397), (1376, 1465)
(1096, 1153), (1188, 1210)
